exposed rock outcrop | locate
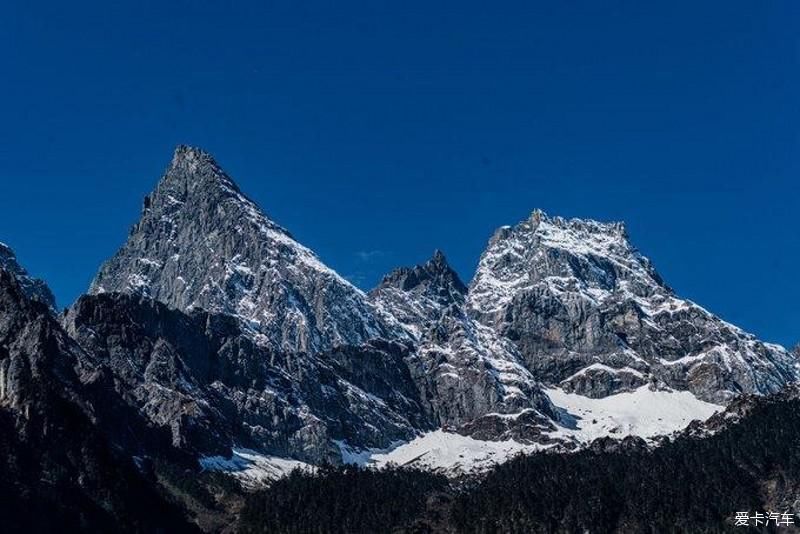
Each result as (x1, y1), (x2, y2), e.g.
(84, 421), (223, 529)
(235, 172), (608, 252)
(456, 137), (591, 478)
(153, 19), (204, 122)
(89, 145), (404, 354)
(468, 210), (800, 404)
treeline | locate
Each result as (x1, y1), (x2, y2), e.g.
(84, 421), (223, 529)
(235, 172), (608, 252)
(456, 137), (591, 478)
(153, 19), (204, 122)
(238, 394), (800, 533)
(239, 464), (450, 533)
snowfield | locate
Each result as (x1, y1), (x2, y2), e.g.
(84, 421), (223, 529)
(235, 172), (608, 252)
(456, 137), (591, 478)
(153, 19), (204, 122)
(363, 387), (721, 474)
(202, 386), (723, 482)
(200, 448), (314, 488)
(545, 385), (723, 443)
(312, 386), (721, 478)
(367, 430), (547, 472)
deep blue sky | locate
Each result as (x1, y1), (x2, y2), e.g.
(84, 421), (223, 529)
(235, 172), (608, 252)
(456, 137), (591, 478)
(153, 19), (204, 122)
(1, 1), (798, 346)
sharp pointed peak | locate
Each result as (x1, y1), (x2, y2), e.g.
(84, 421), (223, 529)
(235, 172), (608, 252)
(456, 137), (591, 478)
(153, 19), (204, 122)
(428, 249), (449, 268)
(171, 144), (215, 164)
(167, 144), (225, 175)
(167, 145), (226, 179)
(374, 250), (466, 295)
(149, 144), (243, 203)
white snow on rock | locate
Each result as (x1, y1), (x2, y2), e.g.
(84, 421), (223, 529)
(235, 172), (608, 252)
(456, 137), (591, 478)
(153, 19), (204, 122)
(89, 145), (410, 355)
(545, 385), (723, 443)
(466, 209), (800, 405)
(363, 430), (548, 473)
(334, 386), (722, 476)
(198, 386), (724, 483)
(199, 448), (314, 488)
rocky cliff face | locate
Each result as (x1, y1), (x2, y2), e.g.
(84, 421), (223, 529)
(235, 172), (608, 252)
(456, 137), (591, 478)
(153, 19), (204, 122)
(468, 210), (800, 404)
(64, 292), (428, 463)
(0, 263), (195, 532)
(89, 145), (402, 354)
(370, 251), (557, 441)
(0, 242), (56, 312)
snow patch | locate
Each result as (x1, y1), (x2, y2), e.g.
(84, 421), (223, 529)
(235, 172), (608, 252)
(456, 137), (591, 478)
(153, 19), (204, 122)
(545, 385), (723, 443)
(199, 448), (313, 488)
(360, 430), (549, 474)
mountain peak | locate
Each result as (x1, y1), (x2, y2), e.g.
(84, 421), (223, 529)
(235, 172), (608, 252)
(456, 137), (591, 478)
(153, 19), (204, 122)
(0, 241), (57, 311)
(429, 249), (448, 267)
(172, 143), (212, 162)
(526, 209), (627, 238)
(168, 144), (220, 175)
(154, 145), (242, 201)
(375, 250), (466, 296)
(469, 210), (798, 405)
(471, 211), (665, 317)
(90, 146), (396, 353)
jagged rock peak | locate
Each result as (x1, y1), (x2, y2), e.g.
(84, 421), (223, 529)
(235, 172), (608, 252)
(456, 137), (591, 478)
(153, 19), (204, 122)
(490, 209), (631, 258)
(473, 210), (667, 318)
(370, 249), (558, 436)
(160, 144), (241, 194)
(89, 145), (400, 354)
(469, 210), (800, 405)
(530, 208), (627, 235)
(430, 248), (448, 266)
(0, 242), (57, 311)
(374, 249), (467, 296)
(139, 145), (253, 224)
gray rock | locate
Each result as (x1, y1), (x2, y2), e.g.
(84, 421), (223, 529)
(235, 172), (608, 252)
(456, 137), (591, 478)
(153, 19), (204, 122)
(76, 146), (800, 462)
(64, 292), (428, 463)
(370, 251), (557, 441)
(0, 267), (195, 530)
(86, 146), (562, 449)
(468, 210), (800, 404)
(0, 242), (56, 312)
(89, 145), (403, 354)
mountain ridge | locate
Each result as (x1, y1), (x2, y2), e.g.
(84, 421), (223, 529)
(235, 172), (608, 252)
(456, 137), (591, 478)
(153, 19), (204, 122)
(0, 242), (57, 312)
(468, 207), (799, 404)
(14, 144), (797, 475)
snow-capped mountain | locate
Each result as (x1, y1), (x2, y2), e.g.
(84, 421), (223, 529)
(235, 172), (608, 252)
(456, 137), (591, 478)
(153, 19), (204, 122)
(73, 146), (798, 475)
(0, 242), (56, 312)
(89, 145), (402, 354)
(468, 209), (800, 404)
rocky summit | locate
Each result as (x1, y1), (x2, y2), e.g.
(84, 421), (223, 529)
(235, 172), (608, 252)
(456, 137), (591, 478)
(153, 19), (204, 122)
(0, 242), (56, 312)
(89, 145), (403, 355)
(468, 209), (800, 404)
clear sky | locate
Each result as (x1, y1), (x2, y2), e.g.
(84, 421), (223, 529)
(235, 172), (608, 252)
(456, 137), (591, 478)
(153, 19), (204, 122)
(0, 1), (798, 346)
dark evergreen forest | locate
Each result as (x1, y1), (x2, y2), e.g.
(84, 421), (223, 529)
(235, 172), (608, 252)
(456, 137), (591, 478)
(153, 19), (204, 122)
(238, 393), (800, 533)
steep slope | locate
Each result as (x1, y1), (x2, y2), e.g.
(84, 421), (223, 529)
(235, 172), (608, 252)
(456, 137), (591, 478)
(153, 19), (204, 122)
(0, 241), (56, 311)
(468, 210), (799, 404)
(370, 251), (558, 441)
(0, 258), (195, 532)
(65, 293), (428, 464)
(89, 145), (401, 354)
